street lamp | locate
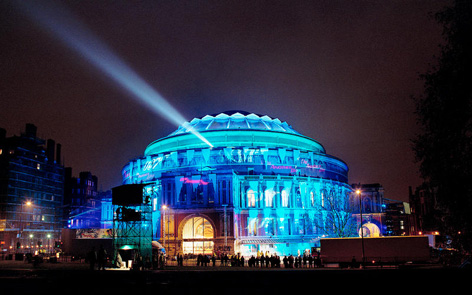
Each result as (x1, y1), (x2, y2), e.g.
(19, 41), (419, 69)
(17, 200), (33, 252)
(222, 204), (228, 249)
(356, 189), (365, 268)
(47, 234), (52, 254)
(29, 234), (34, 252)
(162, 205), (168, 250)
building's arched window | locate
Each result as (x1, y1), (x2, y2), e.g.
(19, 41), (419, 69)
(264, 218), (275, 235)
(344, 191), (351, 211)
(247, 189), (256, 208)
(327, 189), (335, 210)
(295, 188), (302, 208)
(247, 217), (258, 236)
(179, 183), (189, 203)
(321, 190), (326, 208)
(364, 197), (372, 213)
(182, 216), (214, 254)
(264, 189), (275, 207)
(282, 189), (289, 207)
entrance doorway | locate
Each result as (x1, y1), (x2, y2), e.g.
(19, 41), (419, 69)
(182, 216), (214, 254)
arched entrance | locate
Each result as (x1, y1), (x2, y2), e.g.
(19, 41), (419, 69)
(182, 216), (214, 254)
(359, 222), (381, 237)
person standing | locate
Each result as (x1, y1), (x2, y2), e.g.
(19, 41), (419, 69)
(97, 245), (107, 270)
(87, 247), (97, 270)
(212, 254), (216, 266)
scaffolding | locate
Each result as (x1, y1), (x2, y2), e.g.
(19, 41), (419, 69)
(112, 184), (153, 263)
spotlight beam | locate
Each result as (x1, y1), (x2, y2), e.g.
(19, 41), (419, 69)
(16, 1), (213, 148)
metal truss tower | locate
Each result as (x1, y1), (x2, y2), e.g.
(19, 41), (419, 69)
(112, 184), (153, 262)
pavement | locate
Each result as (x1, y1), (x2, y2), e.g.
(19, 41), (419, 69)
(0, 259), (470, 294)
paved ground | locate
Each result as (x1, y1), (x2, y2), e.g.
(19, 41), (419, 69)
(0, 259), (470, 294)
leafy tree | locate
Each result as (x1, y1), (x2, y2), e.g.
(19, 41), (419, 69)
(413, 0), (472, 252)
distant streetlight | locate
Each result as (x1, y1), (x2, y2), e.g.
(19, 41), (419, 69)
(17, 200), (33, 251)
(47, 234), (52, 254)
(356, 189), (365, 268)
(222, 204), (228, 249)
(162, 205), (168, 250)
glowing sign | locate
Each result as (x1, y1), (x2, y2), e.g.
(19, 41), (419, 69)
(179, 177), (209, 185)
(300, 159), (324, 170)
(270, 165), (297, 173)
(143, 157), (163, 171)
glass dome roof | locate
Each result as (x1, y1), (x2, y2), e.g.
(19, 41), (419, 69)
(168, 110), (301, 136)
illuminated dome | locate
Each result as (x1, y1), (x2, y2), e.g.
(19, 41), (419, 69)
(122, 110), (352, 257)
(145, 110), (326, 156)
(169, 110), (301, 136)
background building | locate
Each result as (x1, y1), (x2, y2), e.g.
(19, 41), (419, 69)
(384, 200), (412, 236)
(0, 124), (64, 253)
(99, 190), (113, 229)
(121, 111), (353, 257)
(350, 183), (386, 237)
(350, 183), (414, 237)
(64, 170), (101, 229)
(409, 184), (442, 236)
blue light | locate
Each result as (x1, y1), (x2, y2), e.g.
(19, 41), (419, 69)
(16, 1), (213, 148)
(119, 111), (354, 256)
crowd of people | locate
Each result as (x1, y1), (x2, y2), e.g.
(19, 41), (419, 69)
(86, 244), (108, 270)
(86, 246), (323, 270)
(172, 251), (323, 268)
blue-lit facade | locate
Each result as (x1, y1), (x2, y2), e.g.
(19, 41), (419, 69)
(122, 111), (352, 256)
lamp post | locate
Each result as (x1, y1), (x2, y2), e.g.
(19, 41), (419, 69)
(356, 189), (365, 268)
(222, 204), (228, 249)
(47, 234), (51, 255)
(17, 200), (32, 252)
(162, 205), (167, 251)
(29, 234), (34, 253)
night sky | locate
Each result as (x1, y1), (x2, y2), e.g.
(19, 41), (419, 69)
(1, 0), (451, 201)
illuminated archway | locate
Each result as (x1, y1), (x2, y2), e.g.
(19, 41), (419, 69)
(358, 222), (381, 237)
(182, 216), (214, 254)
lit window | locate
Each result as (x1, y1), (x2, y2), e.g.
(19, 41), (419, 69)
(282, 190), (289, 207)
(247, 189), (255, 207)
(182, 217), (214, 254)
(153, 198), (158, 211)
(264, 189), (274, 207)
(248, 218), (257, 236)
(264, 218), (275, 235)
(36, 163), (40, 170)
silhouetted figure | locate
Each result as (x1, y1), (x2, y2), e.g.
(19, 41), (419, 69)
(87, 247), (97, 270)
(351, 256), (357, 269)
(97, 245), (107, 270)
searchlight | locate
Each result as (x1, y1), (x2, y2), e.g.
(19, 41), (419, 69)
(16, 0), (213, 148)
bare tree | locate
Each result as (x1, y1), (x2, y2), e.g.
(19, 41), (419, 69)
(312, 188), (357, 238)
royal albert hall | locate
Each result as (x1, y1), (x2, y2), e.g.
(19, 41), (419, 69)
(121, 111), (352, 256)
